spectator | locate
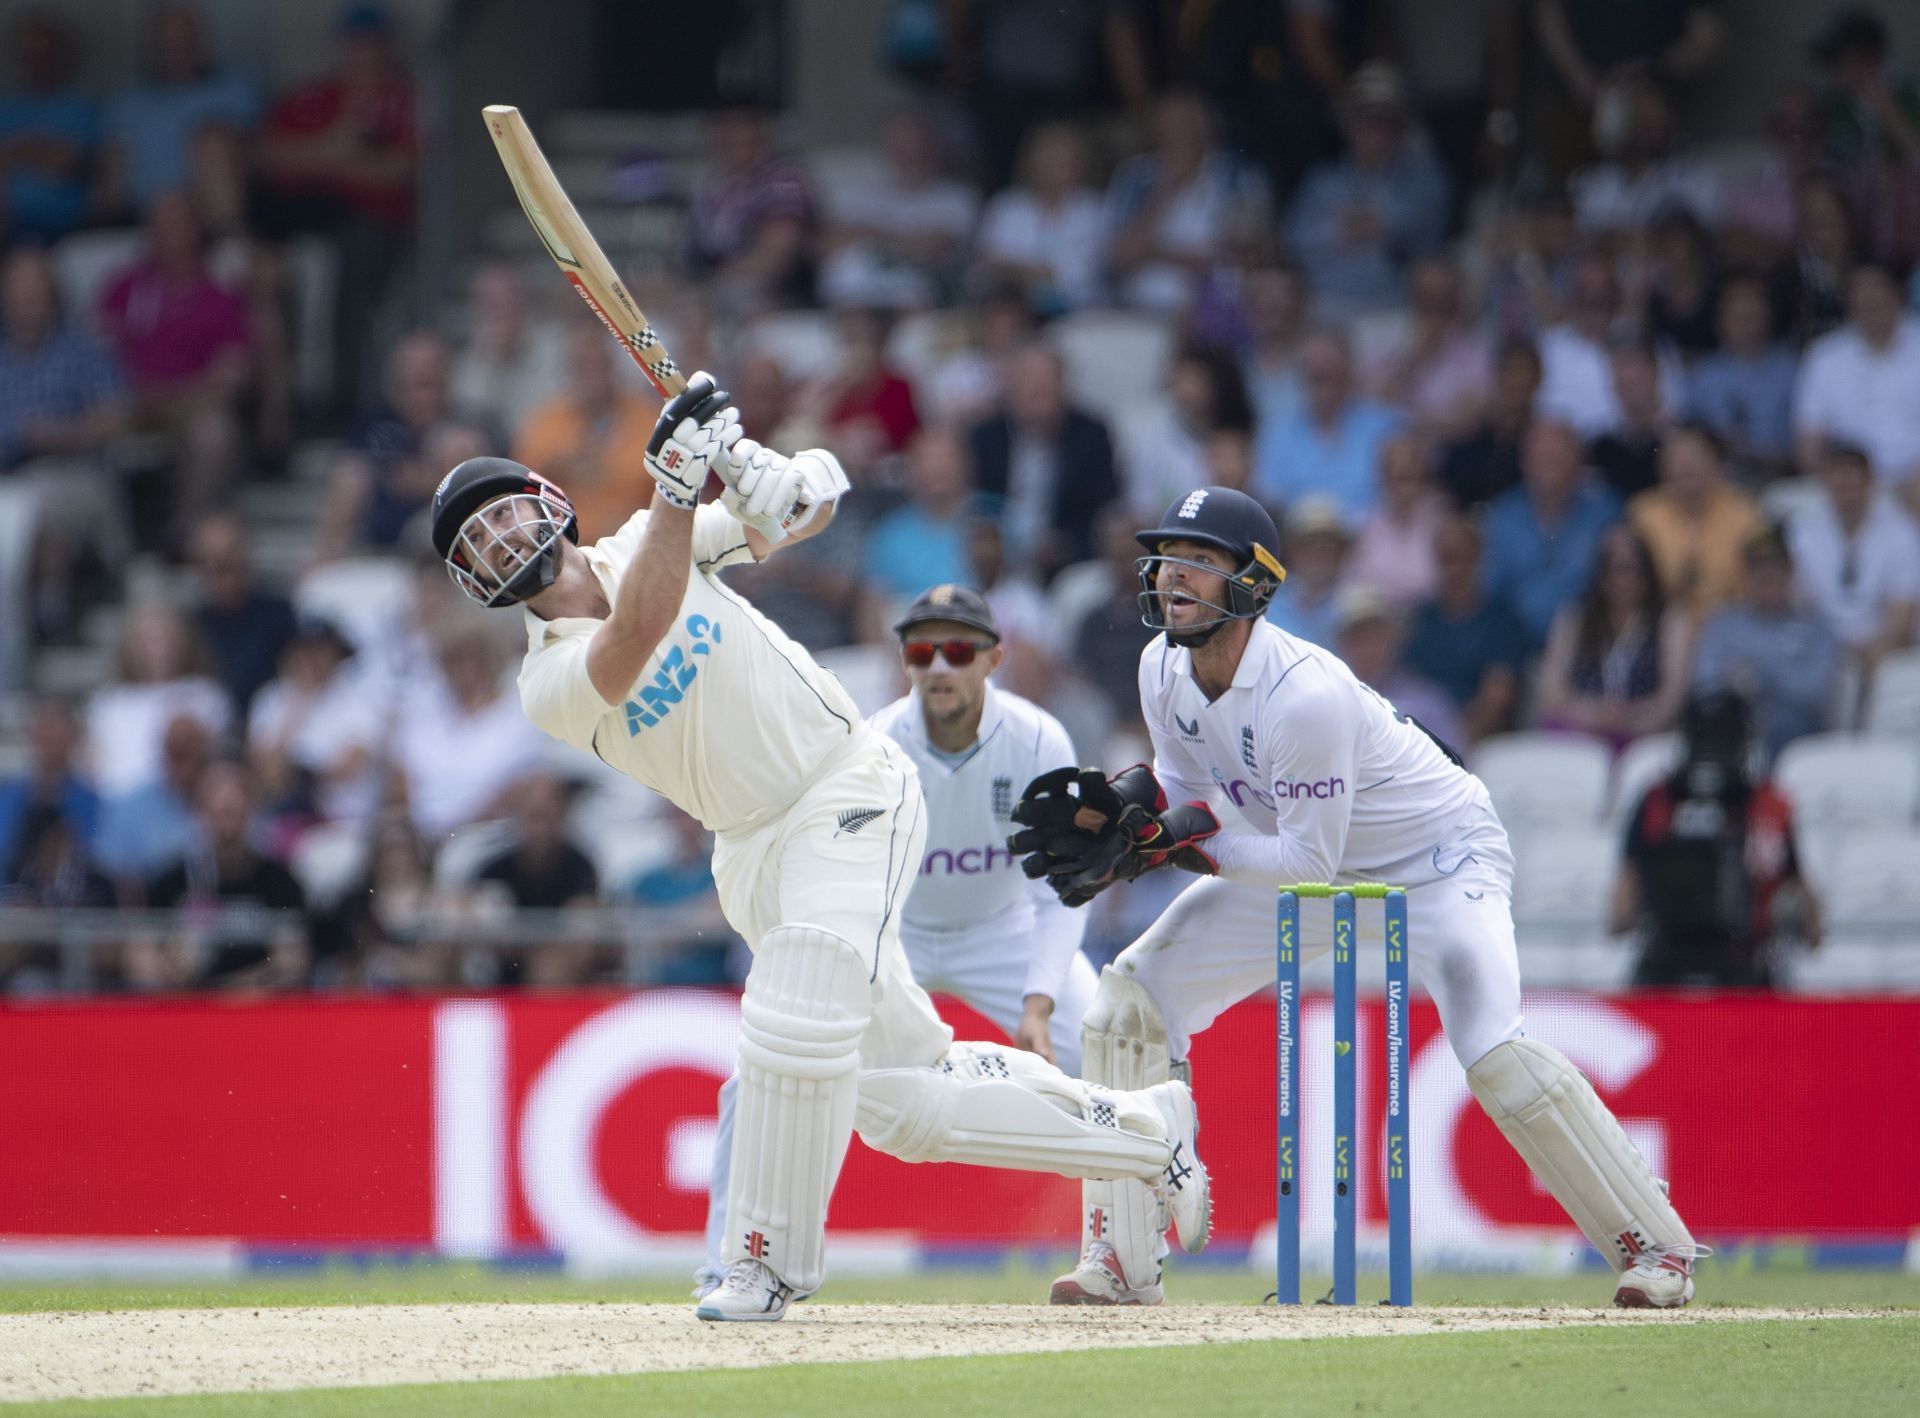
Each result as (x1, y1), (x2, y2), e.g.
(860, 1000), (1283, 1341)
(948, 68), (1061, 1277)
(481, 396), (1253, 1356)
(964, 516), (1057, 705)
(1720, 86), (1823, 267)
(0, 247), (127, 470)
(1343, 435), (1446, 608)
(1121, 342), (1253, 519)
(473, 774), (601, 986)
(1067, 504), (1157, 740)
(1693, 523), (1840, 763)
(1237, 260), (1310, 428)
(1286, 64), (1449, 317)
(389, 619), (544, 840)
(92, 712), (212, 887)
(1252, 328), (1401, 527)
(1101, 89), (1271, 314)
(86, 605), (230, 799)
(512, 328), (661, 543)
(817, 307), (920, 462)
(968, 341), (1118, 576)
(973, 122), (1105, 313)
(916, 285), (1037, 424)
(1365, 255), (1492, 440)
(97, 191), (252, 548)
(1482, 184), (1580, 339)
(1613, 690), (1816, 987)
(1792, 261), (1920, 495)
(1537, 523), (1691, 749)
(97, 2), (258, 219)
(1437, 337), (1539, 510)
(315, 331), (480, 562)
(1810, 7), (1920, 271)
(190, 513), (296, 719)
(1404, 516), (1526, 744)
(1686, 275), (1800, 480)
(864, 426), (975, 607)
(1482, 418), (1622, 650)
(1332, 585), (1465, 753)
(0, 699), (97, 887)
(820, 107), (978, 310)
(1537, 251), (1683, 439)
(130, 761), (309, 992)
(1781, 175), (1856, 344)
(1569, 75), (1718, 233)
(0, 9), (96, 242)
(1265, 497), (1350, 648)
(255, 3), (417, 409)
(309, 812), (446, 989)
(1587, 339), (1677, 502)
(1529, 0), (1722, 176)
(450, 264), (568, 439)
(1642, 207), (1721, 356)
(628, 805), (736, 985)
(684, 104), (816, 316)
(247, 615), (380, 826)
(0, 807), (114, 992)
(1627, 422), (1762, 621)
(1786, 442), (1920, 685)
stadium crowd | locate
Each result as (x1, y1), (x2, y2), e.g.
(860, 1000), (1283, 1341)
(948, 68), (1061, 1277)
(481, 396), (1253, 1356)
(2, 0), (1918, 995)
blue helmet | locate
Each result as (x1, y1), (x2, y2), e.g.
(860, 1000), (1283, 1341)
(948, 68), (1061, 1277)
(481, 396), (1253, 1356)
(1134, 487), (1287, 636)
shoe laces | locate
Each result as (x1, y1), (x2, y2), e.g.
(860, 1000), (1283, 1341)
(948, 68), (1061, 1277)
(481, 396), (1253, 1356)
(1083, 1240), (1118, 1268)
(1637, 1242), (1713, 1273)
(721, 1259), (781, 1297)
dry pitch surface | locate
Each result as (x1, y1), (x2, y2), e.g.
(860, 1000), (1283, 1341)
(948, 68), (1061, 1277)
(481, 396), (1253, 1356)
(0, 1302), (1899, 1404)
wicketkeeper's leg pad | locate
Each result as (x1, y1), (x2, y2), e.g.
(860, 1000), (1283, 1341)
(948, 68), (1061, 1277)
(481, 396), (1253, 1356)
(725, 923), (870, 1294)
(1467, 1038), (1696, 1272)
(1075, 967), (1183, 1286)
(855, 1042), (1170, 1178)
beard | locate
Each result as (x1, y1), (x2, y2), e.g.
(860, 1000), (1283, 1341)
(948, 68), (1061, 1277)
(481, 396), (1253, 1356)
(1165, 619), (1227, 648)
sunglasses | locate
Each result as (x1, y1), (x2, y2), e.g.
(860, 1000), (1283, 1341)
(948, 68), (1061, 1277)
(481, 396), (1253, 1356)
(902, 639), (989, 668)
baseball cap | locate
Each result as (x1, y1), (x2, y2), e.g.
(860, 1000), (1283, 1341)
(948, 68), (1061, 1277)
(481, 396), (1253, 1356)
(1287, 496), (1350, 541)
(893, 583), (1000, 642)
(1333, 585), (1396, 633)
(1346, 63), (1410, 116)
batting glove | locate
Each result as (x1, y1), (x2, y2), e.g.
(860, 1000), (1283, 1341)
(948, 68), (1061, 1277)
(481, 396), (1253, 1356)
(720, 438), (813, 543)
(644, 372), (741, 509)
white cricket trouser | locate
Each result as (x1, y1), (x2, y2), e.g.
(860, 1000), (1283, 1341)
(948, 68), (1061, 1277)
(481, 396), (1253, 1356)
(1118, 793), (1524, 1072)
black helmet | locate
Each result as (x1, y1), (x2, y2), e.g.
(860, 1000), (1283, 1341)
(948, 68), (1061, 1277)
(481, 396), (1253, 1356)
(1134, 487), (1287, 640)
(430, 456), (579, 608)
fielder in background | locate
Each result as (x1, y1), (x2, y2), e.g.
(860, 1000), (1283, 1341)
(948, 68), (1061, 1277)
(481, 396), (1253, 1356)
(1013, 486), (1705, 1309)
(428, 375), (1207, 1323)
(698, 582), (1099, 1293)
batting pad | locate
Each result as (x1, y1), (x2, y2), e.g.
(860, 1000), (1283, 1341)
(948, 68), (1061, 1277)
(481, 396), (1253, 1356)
(855, 1043), (1169, 1178)
(1075, 968), (1179, 1287)
(726, 923), (870, 1294)
(1467, 1038), (1695, 1271)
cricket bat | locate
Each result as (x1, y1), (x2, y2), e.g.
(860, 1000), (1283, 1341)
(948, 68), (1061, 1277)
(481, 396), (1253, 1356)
(482, 104), (686, 400)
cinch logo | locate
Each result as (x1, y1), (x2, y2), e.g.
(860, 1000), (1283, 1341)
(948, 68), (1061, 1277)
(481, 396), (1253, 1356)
(1177, 489), (1209, 519)
(1277, 776), (1346, 800)
(624, 614), (722, 733)
(922, 843), (1016, 875)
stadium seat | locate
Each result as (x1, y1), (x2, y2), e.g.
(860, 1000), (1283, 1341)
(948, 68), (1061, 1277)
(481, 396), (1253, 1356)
(1609, 731), (1681, 829)
(433, 820), (517, 889)
(1862, 649), (1920, 738)
(1509, 823), (1617, 933)
(816, 643), (902, 718)
(1773, 733), (1920, 830)
(886, 308), (965, 390)
(289, 822), (371, 911)
(1759, 476), (1825, 528)
(740, 310), (838, 382)
(1472, 732), (1612, 828)
(49, 228), (143, 316)
(1815, 829), (1920, 930)
(295, 557), (414, 654)
(1045, 310), (1174, 427)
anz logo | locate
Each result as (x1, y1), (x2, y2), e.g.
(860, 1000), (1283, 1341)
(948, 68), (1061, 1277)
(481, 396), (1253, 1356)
(623, 613), (723, 733)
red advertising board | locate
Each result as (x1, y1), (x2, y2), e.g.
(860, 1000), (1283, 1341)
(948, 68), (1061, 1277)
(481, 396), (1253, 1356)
(3, 991), (1916, 1254)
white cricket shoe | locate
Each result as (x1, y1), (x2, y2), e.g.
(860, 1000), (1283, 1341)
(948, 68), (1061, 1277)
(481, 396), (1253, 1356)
(691, 1265), (724, 1301)
(1614, 1244), (1708, 1309)
(694, 1259), (798, 1322)
(1146, 1080), (1211, 1254)
(1048, 1241), (1164, 1306)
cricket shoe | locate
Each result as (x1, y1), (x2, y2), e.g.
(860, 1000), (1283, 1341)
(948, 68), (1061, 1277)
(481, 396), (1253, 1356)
(1614, 1243), (1710, 1309)
(691, 1265), (724, 1301)
(694, 1259), (799, 1321)
(1147, 1079), (1211, 1254)
(1048, 1241), (1164, 1306)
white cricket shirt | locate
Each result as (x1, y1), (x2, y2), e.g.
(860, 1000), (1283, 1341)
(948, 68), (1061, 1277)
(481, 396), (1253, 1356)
(517, 504), (861, 833)
(871, 683), (1087, 1001)
(1137, 620), (1483, 884)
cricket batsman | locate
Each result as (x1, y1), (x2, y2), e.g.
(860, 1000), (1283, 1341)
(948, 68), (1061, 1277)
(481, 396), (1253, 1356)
(1013, 486), (1704, 1309)
(697, 583), (1099, 1294)
(428, 376), (1207, 1322)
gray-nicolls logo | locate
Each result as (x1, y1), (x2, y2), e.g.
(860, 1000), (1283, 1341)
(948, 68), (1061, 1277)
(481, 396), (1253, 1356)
(835, 807), (885, 837)
(991, 775), (1013, 819)
(1241, 725), (1258, 773)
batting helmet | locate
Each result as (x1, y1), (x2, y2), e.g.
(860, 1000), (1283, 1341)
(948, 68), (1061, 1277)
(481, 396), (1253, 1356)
(1134, 487), (1287, 637)
(430, 456), (579, 608)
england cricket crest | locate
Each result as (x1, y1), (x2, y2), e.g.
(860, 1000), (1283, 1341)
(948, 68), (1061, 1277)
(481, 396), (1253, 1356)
(992, 775), (1013, 820)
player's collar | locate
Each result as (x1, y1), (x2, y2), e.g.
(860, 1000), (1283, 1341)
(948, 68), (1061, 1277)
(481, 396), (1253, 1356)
(1163, 623), (1274, 692)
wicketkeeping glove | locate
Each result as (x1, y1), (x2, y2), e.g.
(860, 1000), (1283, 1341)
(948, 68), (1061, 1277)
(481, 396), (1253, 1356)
(644, 372), (741, 508)
(1009, 765), (1221, 907)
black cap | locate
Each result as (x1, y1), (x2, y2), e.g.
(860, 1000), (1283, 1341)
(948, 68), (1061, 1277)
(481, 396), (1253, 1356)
(893, 583), (1000, 641)
(1135, 487), (1285, 579)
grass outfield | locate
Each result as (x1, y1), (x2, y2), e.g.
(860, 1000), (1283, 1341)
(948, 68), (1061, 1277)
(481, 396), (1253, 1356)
(3, 1260), (1918, 1313)
(7, 1314), (1917, 1417)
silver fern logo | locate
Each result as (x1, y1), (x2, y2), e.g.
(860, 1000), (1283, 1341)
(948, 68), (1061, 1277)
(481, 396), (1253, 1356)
(835, 807), (885, 837)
